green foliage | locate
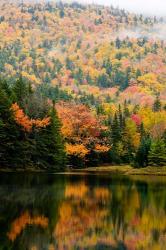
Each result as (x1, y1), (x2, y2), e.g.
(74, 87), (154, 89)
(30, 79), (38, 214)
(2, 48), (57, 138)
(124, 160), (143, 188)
(148, 139), (166, 166)
(97, 74), (111, 88)
(109, 109), (130, 164)
(115, 37), (122, 49)
(0, 79), (66, 170)
(153, 95), (162, 112)
(38, 84), (72, 102)
(0, 82), (19, 167)
(135, 136), (151, 167)
(12, 76), (32, 109)
(0, 1), (165, 169)
(59, 9), (65, 18)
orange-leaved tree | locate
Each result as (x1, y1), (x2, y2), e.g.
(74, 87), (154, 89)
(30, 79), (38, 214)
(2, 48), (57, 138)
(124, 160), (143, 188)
(56, 101), (110, 163)
(11, 103), (50, 132)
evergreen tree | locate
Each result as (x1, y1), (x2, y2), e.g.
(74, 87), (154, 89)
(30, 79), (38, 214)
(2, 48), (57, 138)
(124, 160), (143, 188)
(0, 79), (66, 170)
(153, 95), (161, 112)
(118, 104), (124, 129)
(12, 76), (32, 109)
(136, 69), (141, 78)
(148, 139), (166, 166)
(163, 130), (166, 144)
(59, 9), (65, 18)
(33, 105), (66, 170)
(110, 112), (124, 163)
(123, 67), (131, 89)
(103, 59), (112, 75)
(135, 135), (151, 167)
(66, 57), (74, 70)
(97, 73), (110, 88)
(115, 37), (121, 49)
(123, 100), (130, 117)
(111, 113), (121, 144)
(0, 85), (19, 167)
(114, 70), (126, 89)
(0, 79), (13, 98)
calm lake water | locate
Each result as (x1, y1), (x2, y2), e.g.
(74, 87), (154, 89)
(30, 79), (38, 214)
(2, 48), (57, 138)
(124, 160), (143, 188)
(0, 173), (166, 250)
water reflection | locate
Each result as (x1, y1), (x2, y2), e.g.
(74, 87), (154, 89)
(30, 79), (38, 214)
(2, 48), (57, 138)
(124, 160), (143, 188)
(0, 173), (166, 249)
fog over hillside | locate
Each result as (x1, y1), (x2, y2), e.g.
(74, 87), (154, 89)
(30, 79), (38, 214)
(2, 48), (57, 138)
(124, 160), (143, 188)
(2, 0), (166, 39)
(57, 0), (166, 38)
(72, 0), (166, 16)
(3, 0), (166, 17)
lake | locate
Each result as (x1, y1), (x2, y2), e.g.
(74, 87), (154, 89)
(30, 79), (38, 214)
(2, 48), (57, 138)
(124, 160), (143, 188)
(0, 173), (166, 250)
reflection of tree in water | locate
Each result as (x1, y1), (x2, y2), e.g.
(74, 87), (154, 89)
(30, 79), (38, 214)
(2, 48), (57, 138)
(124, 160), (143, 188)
(7, 211), (48, 241)
(55, 182), (111, 248)
(1, 174), (166, 249)
(54, 176), (166, 250)
(0, 173), (66, 249)
(54, 178), (130, 249)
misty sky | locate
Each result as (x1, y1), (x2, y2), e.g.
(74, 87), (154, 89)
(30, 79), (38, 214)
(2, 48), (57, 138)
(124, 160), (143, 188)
(76, 0), (166, 16)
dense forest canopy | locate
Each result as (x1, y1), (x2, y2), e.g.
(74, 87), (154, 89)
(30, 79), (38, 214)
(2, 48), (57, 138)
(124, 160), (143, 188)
(0, 1), (166, 169)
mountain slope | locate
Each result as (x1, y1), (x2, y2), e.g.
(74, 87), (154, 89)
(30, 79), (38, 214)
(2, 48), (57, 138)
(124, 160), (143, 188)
(0, 1), (166, 108)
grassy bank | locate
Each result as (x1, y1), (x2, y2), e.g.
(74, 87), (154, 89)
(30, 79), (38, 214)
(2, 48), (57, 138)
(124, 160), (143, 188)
(1, 165), (166, 176)
(74, 165), (166, 176)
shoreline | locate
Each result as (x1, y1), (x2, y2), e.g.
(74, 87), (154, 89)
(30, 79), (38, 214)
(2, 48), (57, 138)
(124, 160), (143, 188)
(1, 165), (166, 176)
(72, 165), (166, 176)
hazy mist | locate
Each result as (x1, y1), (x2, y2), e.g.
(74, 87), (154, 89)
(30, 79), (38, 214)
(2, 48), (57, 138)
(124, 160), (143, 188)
(5, 1), (166, 17)
(71, 0), (166, 16)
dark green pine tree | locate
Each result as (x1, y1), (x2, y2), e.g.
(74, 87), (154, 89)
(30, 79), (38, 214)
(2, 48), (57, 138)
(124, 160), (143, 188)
(0, 80), (35, 168)
(12, 76), (32, 109)
(163, 130), (166, 144)
(118, 104), (124, 129)
(0, 79), (13, 99)
(148, 139), (166, 166)
(125, 67), (131, 87)
(111, 112), (121, 144)
(109, 112), (123, 163)
(153, 95), (161, 112)
(135, 135), (151, 167)
(33, 104), (66, 170)
(136, 69), (141, 78)
(123, 100), (130, 117)
(103, 59), (112, 76)
(59, 9), (65, 18)
(115, 37), (121, 49)
(0, 85), (19, 167)
(75, 68), (83, 84)
(97, 73), (110, 88)
(49, 106), (66, 168)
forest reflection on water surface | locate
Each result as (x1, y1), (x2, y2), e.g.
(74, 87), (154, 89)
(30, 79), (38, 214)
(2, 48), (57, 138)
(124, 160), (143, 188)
(0, 173), (166, 250)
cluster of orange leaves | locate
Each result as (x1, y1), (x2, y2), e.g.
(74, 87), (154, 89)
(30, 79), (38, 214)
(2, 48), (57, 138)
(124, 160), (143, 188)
(56, 102), (102, 140)
(56, 102), (110, 157)
(11, 103), (50, 132)
(94, 144), (110, 153)
(65, 143), (89, 158)
(7, 211), (48, 241)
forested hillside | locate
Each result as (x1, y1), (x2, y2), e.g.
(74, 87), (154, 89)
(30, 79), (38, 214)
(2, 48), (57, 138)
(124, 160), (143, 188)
(0, 1), (166, 169)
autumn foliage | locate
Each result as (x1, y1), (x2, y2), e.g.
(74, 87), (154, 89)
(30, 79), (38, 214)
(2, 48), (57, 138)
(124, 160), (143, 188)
(0, 78), (66, 169)
(0, 0), (166, 168)
(56, 102), (110, 159)
(11, 103), (50, 132)
(7, 212), (48, 241)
